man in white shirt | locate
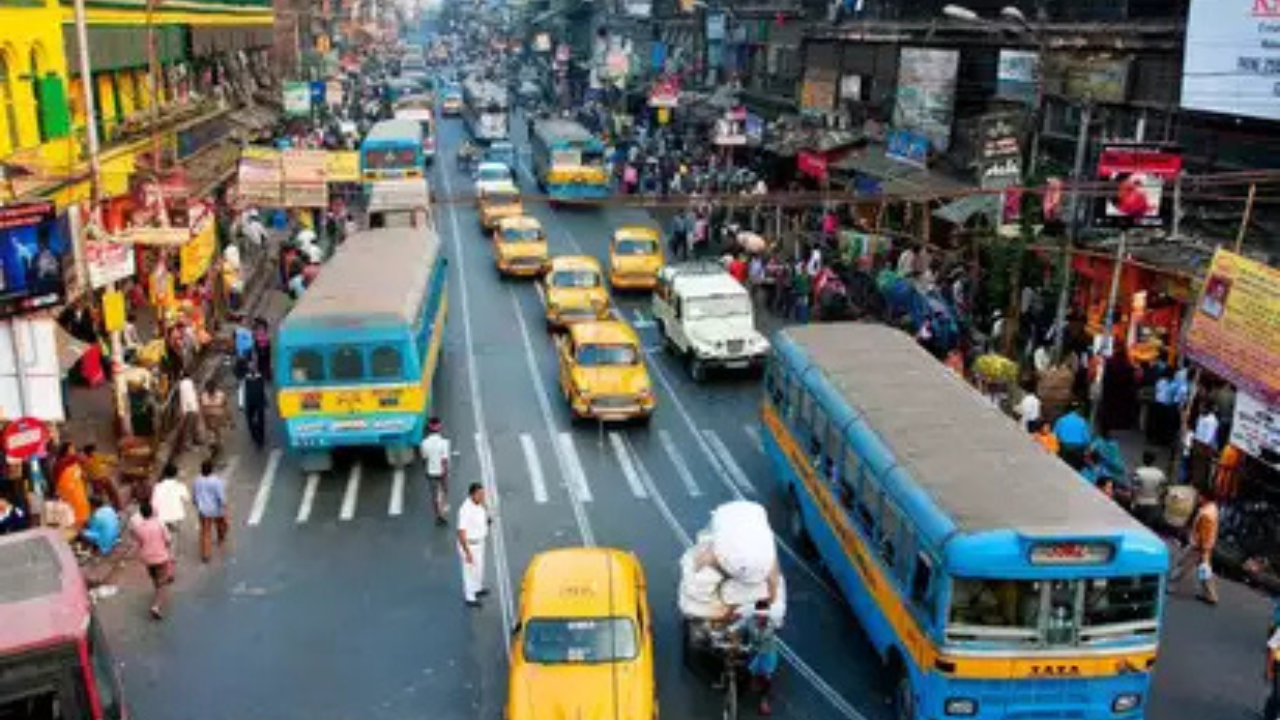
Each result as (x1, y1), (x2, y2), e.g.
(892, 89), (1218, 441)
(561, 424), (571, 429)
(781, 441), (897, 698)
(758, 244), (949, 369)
(1015, 389), (1042, 433)
(1130, 451), (1167, 527)
(420, 417), (451, 526)
(1194, 406), (1220, 449)
(177, 373), (202, 450)
(151, 462), (192, 540)
(457, 483), (489, 607)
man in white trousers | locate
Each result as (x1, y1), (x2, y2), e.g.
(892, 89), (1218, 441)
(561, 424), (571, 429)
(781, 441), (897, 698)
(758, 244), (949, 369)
(457, 483), (490, 608)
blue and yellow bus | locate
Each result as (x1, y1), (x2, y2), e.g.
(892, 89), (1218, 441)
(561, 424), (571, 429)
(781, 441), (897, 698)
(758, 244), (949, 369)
(761, 323), (1167, 720)
(360, 119), (426, 181)
(530, 118), (611, 202)
(275, 228), (447, 471)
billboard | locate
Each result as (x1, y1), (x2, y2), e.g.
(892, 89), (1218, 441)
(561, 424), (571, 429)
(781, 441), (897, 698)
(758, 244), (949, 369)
(886, 128), (930, 168)
(1182, 0), (1280, 121)
(893, 48), (960, 152)
(0, 202), (68, 318)
(1184, 249), (1279, 406)
(996, 50), (1040, 106)
(1094, 144), (1182, 228)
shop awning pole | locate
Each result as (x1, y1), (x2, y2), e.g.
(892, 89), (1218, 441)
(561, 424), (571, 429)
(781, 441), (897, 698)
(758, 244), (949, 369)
(1235, 183), (1256, 253)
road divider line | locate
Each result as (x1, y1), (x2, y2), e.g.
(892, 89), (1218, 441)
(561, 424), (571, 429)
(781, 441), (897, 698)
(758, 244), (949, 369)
(339, 463), (361, 521)
(246, 449), (282, 527)
(519, 433), (550, 504)
(625, 428), (866, 720)
(703, 429), (756, 495)
(743, 423), (764, 454)
(510, 288), (596, 545)
(657, 429), (703, 498)
(645, 349), (841, 600)
(608, 431), (648, 499)
(534, 280), (546, 307)
(296, 473), (319, 524)
(388, 467), (406, 517)
(444, 155), (516, 649)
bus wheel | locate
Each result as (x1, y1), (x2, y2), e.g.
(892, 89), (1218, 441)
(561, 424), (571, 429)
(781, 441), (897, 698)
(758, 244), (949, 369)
(786, 490), (818, 559)
(893, 671), (915, 720)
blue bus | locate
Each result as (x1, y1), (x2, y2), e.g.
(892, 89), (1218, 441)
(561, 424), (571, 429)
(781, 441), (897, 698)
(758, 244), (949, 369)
(530, 118), (610, 202)
(360, 119), (426, 182)
(275, 228), (447, 471)
(461, 78), (509, 142)
(761, 323), (1167, 720)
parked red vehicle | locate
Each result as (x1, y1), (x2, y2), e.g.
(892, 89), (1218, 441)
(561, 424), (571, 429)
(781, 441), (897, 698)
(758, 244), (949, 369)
(0, 528), (128, 719)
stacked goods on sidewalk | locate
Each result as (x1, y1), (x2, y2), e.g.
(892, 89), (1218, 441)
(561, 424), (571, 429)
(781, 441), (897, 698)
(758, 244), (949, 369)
(678, 501), (787, 627)
(1037, 365), (1075, 421)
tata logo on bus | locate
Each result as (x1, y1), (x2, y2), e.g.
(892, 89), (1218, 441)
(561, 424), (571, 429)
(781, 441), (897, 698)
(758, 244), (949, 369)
(1028, 663), (1082, 677)
(1029, 543), (1114, 565)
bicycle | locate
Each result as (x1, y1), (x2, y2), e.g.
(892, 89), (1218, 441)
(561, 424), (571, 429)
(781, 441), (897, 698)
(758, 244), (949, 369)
(709, 629), (754, 720)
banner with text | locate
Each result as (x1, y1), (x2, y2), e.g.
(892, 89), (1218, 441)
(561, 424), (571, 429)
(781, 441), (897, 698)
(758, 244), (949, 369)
(1185, 249), (1279, 406)
(1183, 0), (1280, 121)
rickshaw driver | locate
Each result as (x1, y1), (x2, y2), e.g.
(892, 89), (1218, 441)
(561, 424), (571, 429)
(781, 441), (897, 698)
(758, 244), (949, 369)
(729, 600), (781, 715)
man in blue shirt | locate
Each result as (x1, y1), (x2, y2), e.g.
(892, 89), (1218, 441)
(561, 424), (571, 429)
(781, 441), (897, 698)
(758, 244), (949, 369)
(80, 496), (121, 555)
(193, 459), (229, 563)
(1053, 402), (1092, 470)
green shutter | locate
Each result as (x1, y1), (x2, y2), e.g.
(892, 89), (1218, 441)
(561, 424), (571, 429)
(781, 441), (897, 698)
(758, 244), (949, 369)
(37, 75), (71, 140)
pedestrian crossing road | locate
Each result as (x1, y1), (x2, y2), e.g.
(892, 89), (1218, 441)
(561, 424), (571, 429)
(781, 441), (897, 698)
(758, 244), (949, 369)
(239, 424), (770, 527)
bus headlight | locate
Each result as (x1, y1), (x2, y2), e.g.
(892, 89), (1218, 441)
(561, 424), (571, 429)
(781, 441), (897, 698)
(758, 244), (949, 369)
(945, 698), (978, 716)
(1112, 693), (1141, 713)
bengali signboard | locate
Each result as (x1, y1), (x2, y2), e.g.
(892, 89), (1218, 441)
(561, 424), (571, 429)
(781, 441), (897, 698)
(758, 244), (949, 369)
(1094, 144), (1183, 228)
(1184, 249), (1280, 406)
(1231, 391), (1278, 470)
(84, 240), (135, 289)
(977, 113), (1023, 190)
(893, 48), (960, 152)
(237, 146), (283, 206)
(1182, 0), (1280, 121)
(281, 149), (329, 208)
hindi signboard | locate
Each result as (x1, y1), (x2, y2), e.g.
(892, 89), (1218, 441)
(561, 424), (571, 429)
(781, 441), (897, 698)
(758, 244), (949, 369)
(1184, 249), (1280, 406)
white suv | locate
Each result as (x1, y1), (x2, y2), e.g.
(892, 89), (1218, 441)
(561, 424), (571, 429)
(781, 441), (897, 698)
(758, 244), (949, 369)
(651, 263), (770, 381)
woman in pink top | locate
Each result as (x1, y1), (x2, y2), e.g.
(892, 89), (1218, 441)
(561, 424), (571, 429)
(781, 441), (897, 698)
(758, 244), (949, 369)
(130, 501), (173, 620)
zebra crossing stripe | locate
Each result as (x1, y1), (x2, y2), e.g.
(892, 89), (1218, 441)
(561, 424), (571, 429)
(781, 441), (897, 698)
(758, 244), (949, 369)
(296, 473), (319, 524)
(247, 449), (282, 527)
(608, 432), (648, 499)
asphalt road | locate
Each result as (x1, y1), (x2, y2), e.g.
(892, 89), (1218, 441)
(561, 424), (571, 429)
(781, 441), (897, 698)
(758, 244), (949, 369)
(93, 112), (1272, 720)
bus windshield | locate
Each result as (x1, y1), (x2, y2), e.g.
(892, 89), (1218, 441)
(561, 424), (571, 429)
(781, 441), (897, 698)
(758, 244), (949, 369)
(364, 146), (418, 170)
(947, 574), (1161, 648)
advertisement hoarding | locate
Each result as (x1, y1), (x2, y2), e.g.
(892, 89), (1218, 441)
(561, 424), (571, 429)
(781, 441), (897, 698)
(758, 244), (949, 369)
(1184, 249), (1279, 406)
(893, 48), (960, 152)
(886, 128), (930, 168)
(1094, 144), (1182, 228)
(1231, 391), (1278, 470)
(238, 146), (283, 206)
(997, 50), (1040, 106)
(283, 81), (312, 117)
(0, 202), (68, 319)
(976, 113), (1023, 190)
(1182, 0), (1280, 121)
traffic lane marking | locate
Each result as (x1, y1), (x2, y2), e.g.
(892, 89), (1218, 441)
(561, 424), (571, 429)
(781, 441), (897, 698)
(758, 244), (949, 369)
(608, 431), (648, 499)
(247, 448), (283, 527)
(339, 463), (361, 521)
(518, 432), (550, 504)
(296, 472), (320, 524)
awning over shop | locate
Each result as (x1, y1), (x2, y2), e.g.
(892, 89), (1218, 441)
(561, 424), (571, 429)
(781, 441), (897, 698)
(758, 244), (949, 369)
(832, 146), (971, 199)
(64, 25), (187, 73)
(933, 193), (1001, 226)
(191, 26), (274, 57)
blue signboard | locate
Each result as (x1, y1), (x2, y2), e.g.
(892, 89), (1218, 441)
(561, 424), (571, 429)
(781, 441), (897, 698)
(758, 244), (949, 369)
(651, 41), (667, 72)
(309, 81), (326, 106)
(886, 128), (930, 168)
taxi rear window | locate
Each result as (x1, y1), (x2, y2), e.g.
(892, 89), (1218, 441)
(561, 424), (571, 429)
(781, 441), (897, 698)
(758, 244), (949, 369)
(523, 618), (638, 664)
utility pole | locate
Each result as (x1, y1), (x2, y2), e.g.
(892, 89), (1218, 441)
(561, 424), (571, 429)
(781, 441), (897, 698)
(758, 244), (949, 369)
(1089, 229), (1126, 430)
(1049, 103), (1092, 364)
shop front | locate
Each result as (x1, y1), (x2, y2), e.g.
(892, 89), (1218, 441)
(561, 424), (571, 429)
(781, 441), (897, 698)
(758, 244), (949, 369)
(1070, 251), (1196, 366)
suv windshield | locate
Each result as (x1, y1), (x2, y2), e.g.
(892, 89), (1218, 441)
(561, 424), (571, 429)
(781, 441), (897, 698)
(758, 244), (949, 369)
(686, 294), (750, 321)
(551, 270), (600, 288)
(524, 618), (638, 664)
(578, 344), (638, 366)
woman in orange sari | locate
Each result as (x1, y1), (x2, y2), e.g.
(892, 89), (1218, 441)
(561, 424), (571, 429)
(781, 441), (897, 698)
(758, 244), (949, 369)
(54, 443), (90, 528)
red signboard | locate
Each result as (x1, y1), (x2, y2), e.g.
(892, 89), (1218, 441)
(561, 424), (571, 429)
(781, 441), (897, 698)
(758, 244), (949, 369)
(3, 417), (50, 460)
(1095, 144), (1182, 228)
(797, 151), (829, 181)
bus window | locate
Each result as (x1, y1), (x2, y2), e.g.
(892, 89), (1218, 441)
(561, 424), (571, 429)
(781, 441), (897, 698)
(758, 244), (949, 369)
(1081, 576), (1160, 641)
(823, 423), (843, 480)
(786, 375), (802, 424)
(89, 618), (123, 720)
(839, 447), (860, 511)
(798, 391), (814, 440)
(331, 346), (365, 381)
(879, 501), (901, 568)
(948, 579), (1042, 637)
(290, 350), (326, 383)
(766, 361), (784, 408)
(910, 553), (935, 622)
(809, 403), (827, 460)
(370, 346), (404, 379)
(855, 478), (879, 536)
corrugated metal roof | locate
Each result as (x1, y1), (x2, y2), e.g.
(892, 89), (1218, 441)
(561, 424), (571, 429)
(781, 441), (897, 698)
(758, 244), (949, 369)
(286, 228), (441, 329)
(365, 119), (423, 142)
(784, 323), (1142, 535)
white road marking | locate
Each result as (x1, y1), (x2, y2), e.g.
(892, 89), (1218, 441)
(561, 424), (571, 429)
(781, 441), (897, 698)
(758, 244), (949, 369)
(534, 280), (546, 306)
(657, 429), (703, 497)
(519, 433), (550, 504)
(388, 467), (406, 517)
(703, 429), (756, 495)
(246, 449), (282, 527)
(443, 161), (516, 648)
(630, 308), (655, 328)
(221, 455), (240, 483)
(296, 472), (320, 524)
(561, 226), (586, 254)
(556, 431), (596, 505)
(743, 423), (764, 454)
(608, 431), (648, 499)
(509, 289), (596, 546)
(645, 350), (841, 599)
(627, 426), (866, 720)
(339, 463), (362, 521)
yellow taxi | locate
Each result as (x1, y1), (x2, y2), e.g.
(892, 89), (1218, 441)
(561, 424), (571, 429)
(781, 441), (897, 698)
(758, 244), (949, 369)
(479, 184), (524, 230)
(492, 216), (548, 277)
(608, 226), (664, 291)
(556, 320), (655, 422)
(543, 255), (610, 329)
(508, 548), (656, 720)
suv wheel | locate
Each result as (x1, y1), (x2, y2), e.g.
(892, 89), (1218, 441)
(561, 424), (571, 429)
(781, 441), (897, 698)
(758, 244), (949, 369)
(688, 354), (707, 382)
